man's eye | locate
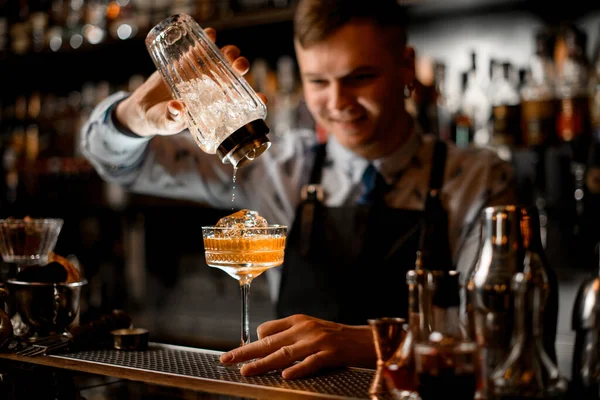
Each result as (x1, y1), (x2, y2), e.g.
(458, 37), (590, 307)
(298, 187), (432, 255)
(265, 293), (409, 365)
(352, 74), (375, 82)
(309, 79), (327, 86)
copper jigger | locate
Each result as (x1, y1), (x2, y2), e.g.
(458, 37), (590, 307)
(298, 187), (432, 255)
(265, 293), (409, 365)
(368, 317), (406, 399)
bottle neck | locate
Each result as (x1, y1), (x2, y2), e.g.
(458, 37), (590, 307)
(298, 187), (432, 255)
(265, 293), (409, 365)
(474, 206), (524, 284)
(480, 206), (522, 253)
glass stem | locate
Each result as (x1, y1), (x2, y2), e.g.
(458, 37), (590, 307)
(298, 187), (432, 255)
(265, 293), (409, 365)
(240, 282), (251, 347)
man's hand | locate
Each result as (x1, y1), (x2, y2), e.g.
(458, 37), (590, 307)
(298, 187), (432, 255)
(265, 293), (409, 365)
(219, 314), (376, 379)
(114, 27), (265, 137)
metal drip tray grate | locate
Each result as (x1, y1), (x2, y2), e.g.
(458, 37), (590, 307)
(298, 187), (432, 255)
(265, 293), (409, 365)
(53, 343), (394, 399)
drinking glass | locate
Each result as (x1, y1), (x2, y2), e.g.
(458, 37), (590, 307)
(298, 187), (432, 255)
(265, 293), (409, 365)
(0, 218), (63, 266)
(202, 225), (287, 368)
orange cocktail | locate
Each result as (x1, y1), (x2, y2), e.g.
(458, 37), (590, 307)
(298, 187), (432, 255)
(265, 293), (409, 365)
(202, 223), (287, 363)
(203, 233), (286, 283)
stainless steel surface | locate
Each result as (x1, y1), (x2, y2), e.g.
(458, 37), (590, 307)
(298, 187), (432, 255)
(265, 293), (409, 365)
(50, 343), (393, 400)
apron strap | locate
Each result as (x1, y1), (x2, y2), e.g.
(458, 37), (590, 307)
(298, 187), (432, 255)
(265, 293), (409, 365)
(428, 140), (448, 194)
(309, 143), (328, 185)
(299, 143), (328, 256)
(418, 140), (453, 269)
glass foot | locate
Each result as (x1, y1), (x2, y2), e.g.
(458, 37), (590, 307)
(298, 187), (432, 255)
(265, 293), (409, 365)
(215, 361), (241, 370)
(215, 359), (255, 371)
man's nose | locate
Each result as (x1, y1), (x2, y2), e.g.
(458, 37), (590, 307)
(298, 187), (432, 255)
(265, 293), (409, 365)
(327, 82), (353, 112)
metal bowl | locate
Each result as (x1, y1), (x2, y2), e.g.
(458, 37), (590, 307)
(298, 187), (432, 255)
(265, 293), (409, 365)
(111, 328), (149, 351)
(5, 278), (87, 338)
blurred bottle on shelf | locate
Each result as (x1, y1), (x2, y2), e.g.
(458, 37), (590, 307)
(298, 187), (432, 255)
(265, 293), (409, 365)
(106, 0), (142, 41)
(451, 71), (474, 149)
(272, 55), (304, 136)
(8, 0), (31, 55)
(46, 0), (66, 51)
(82, 0), (109, 46)
(29, 0), (51, 52)
(520, 29), (557, 148)
(489, 60), (522, 161)
(461, 51), (491, 147)
(0, 0), (9, 59)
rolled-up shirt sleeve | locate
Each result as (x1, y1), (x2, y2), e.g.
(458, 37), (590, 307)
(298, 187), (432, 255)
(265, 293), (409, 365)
(80, 91), (153, 186)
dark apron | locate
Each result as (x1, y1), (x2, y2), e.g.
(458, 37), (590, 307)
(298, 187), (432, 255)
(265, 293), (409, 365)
(276, 140), (449, 325)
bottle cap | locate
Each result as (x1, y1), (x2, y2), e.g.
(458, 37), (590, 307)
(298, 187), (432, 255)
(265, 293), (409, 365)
(217, 119), (271, 168)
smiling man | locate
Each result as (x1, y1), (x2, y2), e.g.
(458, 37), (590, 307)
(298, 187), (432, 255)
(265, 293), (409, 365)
(81, 0), (517, 380)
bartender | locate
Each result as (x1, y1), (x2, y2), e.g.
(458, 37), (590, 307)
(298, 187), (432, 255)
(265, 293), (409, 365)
(80, 0), (516, 380)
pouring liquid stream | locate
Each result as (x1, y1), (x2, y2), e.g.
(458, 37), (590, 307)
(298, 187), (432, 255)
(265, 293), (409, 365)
(231, 167), (237, 210)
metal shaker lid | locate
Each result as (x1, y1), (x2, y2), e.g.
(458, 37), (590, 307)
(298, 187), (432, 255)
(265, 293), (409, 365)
(217, 119), (271, 168)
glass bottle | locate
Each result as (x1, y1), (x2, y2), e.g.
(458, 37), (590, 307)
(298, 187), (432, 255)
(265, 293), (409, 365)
(466, 205), (523, 399)
(452, 71), (475, 149)
(415, 271), (478, 400)
(491, 272), (568, 399)
(490, 61), (521, 151)
(145, 13), (271, 168)
(520, 29), (557, 148)
(461, 51), (491, 147)
(518, 205), (559, 364)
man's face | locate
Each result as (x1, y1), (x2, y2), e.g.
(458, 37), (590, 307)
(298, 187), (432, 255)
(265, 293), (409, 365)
(295, 21), (414, 159)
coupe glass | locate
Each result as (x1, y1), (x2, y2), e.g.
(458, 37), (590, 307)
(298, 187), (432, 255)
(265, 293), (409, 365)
(202, 224), (287, 368)
(0, 218), (64, 265)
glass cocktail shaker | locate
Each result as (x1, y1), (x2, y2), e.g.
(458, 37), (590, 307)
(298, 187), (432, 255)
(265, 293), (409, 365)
(146, 14), (270, 168)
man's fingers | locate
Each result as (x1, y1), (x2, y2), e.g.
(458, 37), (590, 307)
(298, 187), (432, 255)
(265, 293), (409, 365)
(281, 351), (333, 380)
(221, 330), (289, 365)
(145, 102), (186, 135)
(204, 27), (216, 43)
(256, 316), (297, 340)
(239, 341), (317, 377)
(256, 93), (268, 105)
(221, 45), (241, 63)
(232, 57), (250, 75)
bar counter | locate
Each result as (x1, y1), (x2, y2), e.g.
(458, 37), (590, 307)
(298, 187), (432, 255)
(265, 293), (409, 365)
(0, 342), (388, 400)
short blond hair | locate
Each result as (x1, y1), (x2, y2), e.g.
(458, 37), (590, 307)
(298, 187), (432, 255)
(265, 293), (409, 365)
(293, 0), (408, 49)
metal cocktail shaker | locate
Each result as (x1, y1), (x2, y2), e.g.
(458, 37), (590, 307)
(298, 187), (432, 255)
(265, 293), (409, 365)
(465, 204), (559, 399)
(145, 14), (270, 168)
(571, 244), (600, 398)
